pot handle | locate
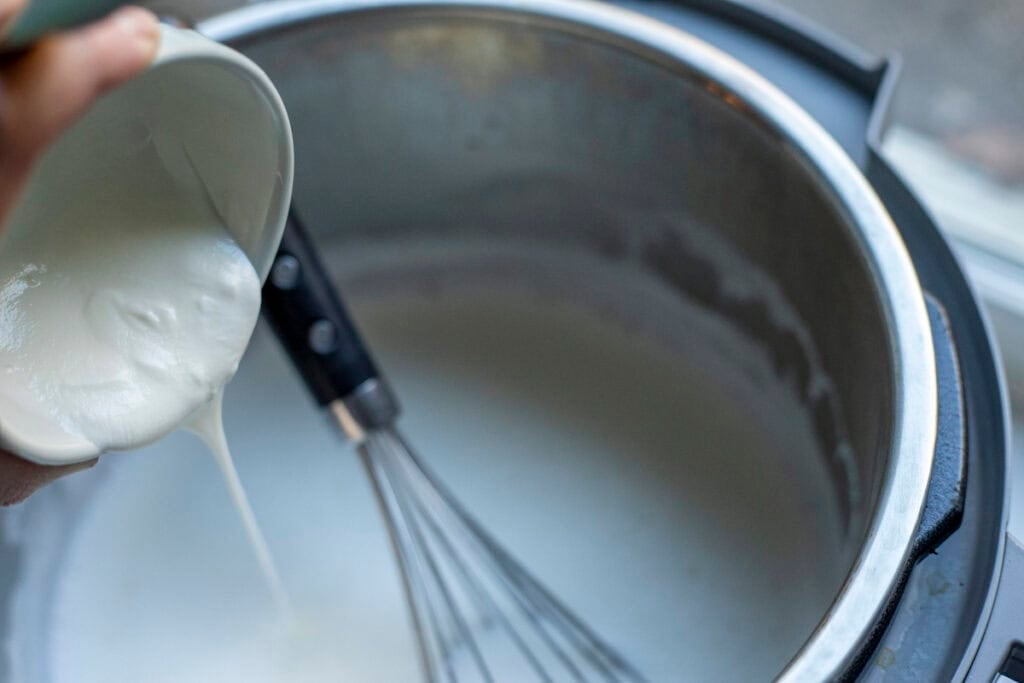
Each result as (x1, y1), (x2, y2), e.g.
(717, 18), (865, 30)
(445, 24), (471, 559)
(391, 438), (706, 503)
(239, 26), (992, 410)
(909, 294), (967, 558)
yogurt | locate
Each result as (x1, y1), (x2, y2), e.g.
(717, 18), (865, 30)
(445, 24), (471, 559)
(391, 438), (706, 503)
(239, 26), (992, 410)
(0, 123), (262, 463)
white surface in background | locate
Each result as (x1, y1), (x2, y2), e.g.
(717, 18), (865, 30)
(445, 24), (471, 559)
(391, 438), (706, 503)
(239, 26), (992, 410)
(885, 128), (1024, 261)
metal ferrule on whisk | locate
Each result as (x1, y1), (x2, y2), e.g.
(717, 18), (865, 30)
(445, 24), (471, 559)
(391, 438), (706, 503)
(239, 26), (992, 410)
(329, 378), (401, 442)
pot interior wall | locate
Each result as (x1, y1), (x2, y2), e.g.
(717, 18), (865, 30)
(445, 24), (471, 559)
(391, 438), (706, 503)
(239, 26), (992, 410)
(240, 8), (894, 561)
(0, 5), (903, 682)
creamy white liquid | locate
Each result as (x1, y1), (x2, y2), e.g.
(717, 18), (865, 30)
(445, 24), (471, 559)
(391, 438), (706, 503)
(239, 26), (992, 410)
(0, 116), (262, 463)
(7, 257), (849, 682)
(188, 394), (293, 619)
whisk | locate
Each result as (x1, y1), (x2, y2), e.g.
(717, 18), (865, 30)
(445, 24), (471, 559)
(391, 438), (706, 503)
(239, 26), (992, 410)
(262, 212), (647, 683)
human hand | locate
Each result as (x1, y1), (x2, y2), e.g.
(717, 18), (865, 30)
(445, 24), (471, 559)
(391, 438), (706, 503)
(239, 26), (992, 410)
(0, 2), (160, 505)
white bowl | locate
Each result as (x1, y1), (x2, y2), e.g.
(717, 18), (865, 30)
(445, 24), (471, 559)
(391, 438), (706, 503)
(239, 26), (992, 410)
(0, 25), (294, 463)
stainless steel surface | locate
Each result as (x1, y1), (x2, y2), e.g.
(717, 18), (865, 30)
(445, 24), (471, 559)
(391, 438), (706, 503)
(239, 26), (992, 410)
(329, 378), (402, 442)
(357, 426), (645, 682)
(201, 1), (939, 679)
(177, 3), (944, 681)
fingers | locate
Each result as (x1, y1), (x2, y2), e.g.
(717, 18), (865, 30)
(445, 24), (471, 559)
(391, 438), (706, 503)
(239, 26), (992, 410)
(0, 9), (157, 504)
(0, 6), (160, 167)
(0, 450), (96, 506)
(0, 0), (27, 38)
(0, 6), (160, 224)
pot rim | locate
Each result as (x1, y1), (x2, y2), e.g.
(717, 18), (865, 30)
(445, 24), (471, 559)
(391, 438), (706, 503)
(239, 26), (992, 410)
(201, 1), (938, 679)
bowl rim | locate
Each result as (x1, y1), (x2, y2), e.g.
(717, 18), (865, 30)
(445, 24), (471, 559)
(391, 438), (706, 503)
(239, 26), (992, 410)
(154, 25), (294, 284)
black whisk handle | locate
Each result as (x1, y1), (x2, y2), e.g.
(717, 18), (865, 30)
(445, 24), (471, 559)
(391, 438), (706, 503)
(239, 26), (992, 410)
(261, 211), (380, 406)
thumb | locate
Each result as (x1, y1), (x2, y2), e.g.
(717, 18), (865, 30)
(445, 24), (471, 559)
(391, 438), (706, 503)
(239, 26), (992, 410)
(0, 450), (97, 506)
(0, 6), (160, 168)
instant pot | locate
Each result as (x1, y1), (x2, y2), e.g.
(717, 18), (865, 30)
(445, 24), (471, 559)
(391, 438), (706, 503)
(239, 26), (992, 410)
(3, 1), (1020, 681)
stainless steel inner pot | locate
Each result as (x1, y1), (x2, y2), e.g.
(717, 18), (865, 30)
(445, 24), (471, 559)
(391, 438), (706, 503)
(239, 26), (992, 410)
(0, 1), (940, 681)
(202, 2), (937, 679)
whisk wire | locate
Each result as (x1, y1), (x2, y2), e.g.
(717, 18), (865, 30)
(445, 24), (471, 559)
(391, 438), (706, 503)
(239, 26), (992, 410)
(385, 432), (589, 681)
(468, 525), (638, 681)
(384, 436), (564, 683)
(363, 442), (484, 683)
(360, 428), (647, 683)
(393, 460), (556, 682)
(376, 438), (495, 682)
(357, 444), (445, 680)
(389, 429), (644, 681)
